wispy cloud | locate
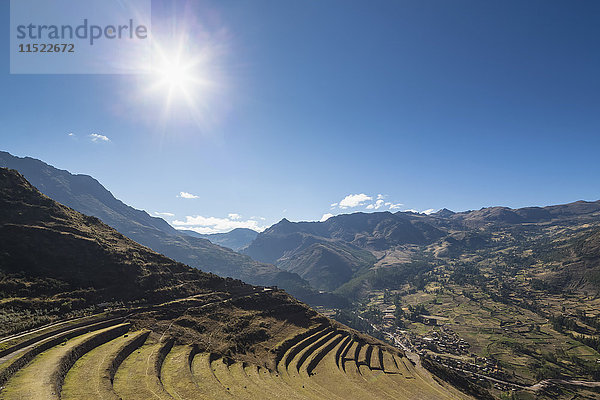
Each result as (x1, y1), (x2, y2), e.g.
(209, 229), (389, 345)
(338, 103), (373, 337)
(228, 213), (241, 220)
(172, 215), (266, 234)
(386, 202), (404, 210)
(320, 213), (334, 222)
(89, 133), (110, 142)
(178, 191), (199, 199)
(153, 211), (175, 217)
(422, 208), (437, 215)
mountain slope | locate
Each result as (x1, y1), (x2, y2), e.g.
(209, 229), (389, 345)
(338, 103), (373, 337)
(0, 167), (224, 305)
(0, 151), (313, 300)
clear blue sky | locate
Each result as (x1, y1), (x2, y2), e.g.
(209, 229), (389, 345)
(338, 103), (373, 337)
(1, 0), (599, 233)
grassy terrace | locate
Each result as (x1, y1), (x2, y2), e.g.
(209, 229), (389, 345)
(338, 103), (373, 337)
(0, 323), (130, 400)
(0, 312), (112, 356)
(61, 330), (150, 400)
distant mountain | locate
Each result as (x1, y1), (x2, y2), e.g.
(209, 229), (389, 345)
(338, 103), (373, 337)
(244, 213), (443, 291)
(0, 151), (320, 303)
(430, 201), (600, 229)
(180, 227), (258, 251)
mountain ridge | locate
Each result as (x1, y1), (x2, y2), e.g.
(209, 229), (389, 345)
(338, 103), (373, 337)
(244, 198), (600, 294)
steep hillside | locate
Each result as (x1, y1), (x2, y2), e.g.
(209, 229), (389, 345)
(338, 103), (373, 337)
(0, 151), (314, 302)
(0, 167), (228, 329)
(0, 167), (470, 400)
(541, 228), (600, 293)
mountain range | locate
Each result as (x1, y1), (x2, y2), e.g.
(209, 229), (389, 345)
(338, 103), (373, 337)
(244, 201), (600, 294)
(0, 151), (334, 305)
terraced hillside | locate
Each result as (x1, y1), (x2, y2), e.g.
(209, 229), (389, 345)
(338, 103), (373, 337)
(0, 301), (470, 400)
(0, 168), (471, 398)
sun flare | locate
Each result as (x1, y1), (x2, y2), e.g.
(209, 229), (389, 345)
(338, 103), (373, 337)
(137, 27), (227, 129)
(145, 35), (219, 123)
(153, 54), (196, 94)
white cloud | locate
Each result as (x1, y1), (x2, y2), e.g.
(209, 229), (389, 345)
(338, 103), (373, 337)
(320, 213), (334, 222)
(178, 191), (199, 199)
(366, 199), (385, 210)
(338, 193), (372, 209)
(89, 133), (110, 142)
(153, 211), (175, 217)
(402, 208), (436, 214)
(228, 213), (241, 220)
(386, 202), (404, 210)
(172, 215), (266, 234)
(332, 193), (404, 211)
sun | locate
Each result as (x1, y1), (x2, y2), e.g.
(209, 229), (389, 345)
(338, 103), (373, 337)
(157, 60), (189, 88)
(150, 45), (202, 109)
(135, 29), (227, 129)
(153, 53), (196, 94)
(144, 35), (219, 123)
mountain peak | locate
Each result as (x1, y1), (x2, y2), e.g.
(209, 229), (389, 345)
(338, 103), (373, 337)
(434, 208), (456, 217)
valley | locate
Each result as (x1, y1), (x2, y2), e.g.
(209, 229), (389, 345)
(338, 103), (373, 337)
(3, 152), (600, 399)
(0, 166), (470, 399)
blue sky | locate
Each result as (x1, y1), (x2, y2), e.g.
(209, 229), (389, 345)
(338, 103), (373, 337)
(1, 0), (599, 233)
